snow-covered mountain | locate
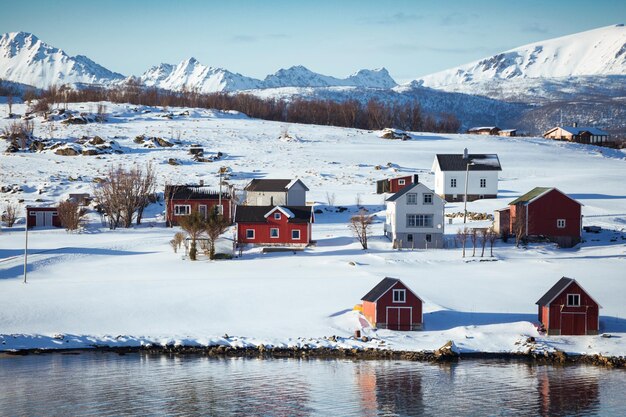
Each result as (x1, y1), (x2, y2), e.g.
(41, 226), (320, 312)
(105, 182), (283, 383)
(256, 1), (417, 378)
(0, 32), (125, 88)
(140, 61), (397, 92)
(418, 24), (626, 99)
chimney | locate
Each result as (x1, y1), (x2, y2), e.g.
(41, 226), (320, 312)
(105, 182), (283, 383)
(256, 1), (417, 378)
(413, 174), (419, 184)
(199, 179), (204, 187)
(463, 148), (468, 160)
(573, 121), (578, 128)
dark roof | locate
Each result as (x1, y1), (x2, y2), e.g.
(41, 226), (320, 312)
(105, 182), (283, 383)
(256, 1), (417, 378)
(235, 205), (312, 223)
(536, 277), (575, 306)
(386, 182), (420, 202)
(509, 187), (551, 205)
(435, 154), (502, 171)
(361, 277), (401, 302)
(165, 185), (230, 201)
(244, 179), (309, 192)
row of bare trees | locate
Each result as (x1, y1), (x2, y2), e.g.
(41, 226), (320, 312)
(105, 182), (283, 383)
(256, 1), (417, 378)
(174, 210), (230, 260)
(456, 227), (499, 258)
(31, 82), (461, 133)
(92, 163), (156, 229)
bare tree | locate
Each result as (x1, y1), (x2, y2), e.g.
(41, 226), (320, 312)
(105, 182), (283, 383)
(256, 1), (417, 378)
(513, 204), (528, 247)
(470, 228), (478, 257)
(96, 103), (107, 122)
(57, 200), (87, 231)
(456, 227), (469, 258)
(349, 209), (373, 250)
(204, 211), (230, 260)
(487, 227), (498, 257)
(355, 193), (362, 208)
(326, 192), (336, 207)
(479, 228), (489, 257)
(177, 210), (206, 260)
(2, 202), (18, 227)
(7, 94), (13, 117)
(135, 162), (156, 225)
(170, 231), (185, 253)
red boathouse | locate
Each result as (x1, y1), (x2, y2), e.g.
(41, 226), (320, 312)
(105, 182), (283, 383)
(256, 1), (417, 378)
(536, 277), (601, 336)
(26, 206), (62, 228)
(361, 277), (423, 331)
(376, 174), (419, 194)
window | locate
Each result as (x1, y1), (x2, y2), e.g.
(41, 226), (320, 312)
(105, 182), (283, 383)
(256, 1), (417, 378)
(291, 230), (300, 240)
(274, 212), (281, 220)
(425, 234), (432, 243)
(450, 178), (457, 188)
(423, 193), (433, 204)
(393, 289), (406, 303)
(215, 205), (224, 215)
(407, 193), (417, 205)
(270, 228), (279, 238)
(398, 179), (405, 186)
(567, 294), (581, 307)
(407, 234), (413, 242)
(246, 229), (255, 239)
(480, 178), (486, 188)
(174, 205), (191, 215)
(557, 219), (566, 228)
(407, 214), (434, 228)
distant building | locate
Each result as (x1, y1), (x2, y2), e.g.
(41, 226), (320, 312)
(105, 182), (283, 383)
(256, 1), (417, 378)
(384, 182), (445, 249)
(244, 179), (308, 206)
(376, 174), (419, 194)
(235, 205), (313, 247)
(361, 277), (423, 331)
(536, 277), (600, 336)
(468, 126), (501, 135)
(543, 125), (609, 145)
(498, 129), (517, 137)
(165, 185), (233, 227)
(432, 149), (502, 202)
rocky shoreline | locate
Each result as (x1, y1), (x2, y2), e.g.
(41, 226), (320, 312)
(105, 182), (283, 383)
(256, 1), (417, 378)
(3, 343), (624, 369)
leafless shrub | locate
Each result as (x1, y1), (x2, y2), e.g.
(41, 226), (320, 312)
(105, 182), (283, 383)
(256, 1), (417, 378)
(480, 228), (489, 257)
(326, 192), (336, 207)
(487, 227), (498, 257)
(177, 211), (206, 260)
(57, 200), (87, 231)
(349, 209), (373, 250)
(2, 202), (18, 227)
(2, 120), (34, 149)
(96, 103), (107, 122)
(204, 212), (230, 260)
(28, 98), (51, 114)
(470, 228), (478, 257)
(513, 204), (528, 247)
(456, 227), (469, 258)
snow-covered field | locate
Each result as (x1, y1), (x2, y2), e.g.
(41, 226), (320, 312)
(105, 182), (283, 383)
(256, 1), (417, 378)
(1, 102), (625, 356)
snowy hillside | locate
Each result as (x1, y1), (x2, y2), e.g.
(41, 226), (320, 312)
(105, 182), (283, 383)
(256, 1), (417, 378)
(1, 101), (625, 354)
(0, 32), (125, 88)
(419, 24), (626, 92)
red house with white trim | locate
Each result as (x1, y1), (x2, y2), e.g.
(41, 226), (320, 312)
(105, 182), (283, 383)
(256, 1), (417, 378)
(361, 277), (423, 331)
(165, 185), (234, 227)
(536, 277), (601, 336)
(235, 205), (313, 247)
(26, 206), (62, 228)
(376, 174), (418, 194)
(504, 187), (583, 248)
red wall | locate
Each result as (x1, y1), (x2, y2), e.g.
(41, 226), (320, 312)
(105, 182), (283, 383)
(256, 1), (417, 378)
(237, 210), (310, 245)
(509, 190), (581, 239)
(544, 282), (599, 335)
(167, 198), (232, 226)
(389, 176), (413, 193)
(375, 282), (422, 328)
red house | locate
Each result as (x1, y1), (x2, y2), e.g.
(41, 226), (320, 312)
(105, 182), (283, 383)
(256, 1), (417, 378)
(165, 185), (233, 227)
(27, 206), (62, 228)
(376, 174), (418, 194)
(536, 277), (601, 336)
(506, 187), (583, 248)
(361, 277), (423, 331)
(235, 205), (313, 247)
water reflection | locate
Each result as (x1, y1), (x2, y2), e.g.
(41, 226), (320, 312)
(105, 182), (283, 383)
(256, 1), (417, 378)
(0, 353), (623, 417)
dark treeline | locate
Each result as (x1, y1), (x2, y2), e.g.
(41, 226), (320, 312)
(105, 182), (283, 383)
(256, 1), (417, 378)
(32, 81), (461, 133)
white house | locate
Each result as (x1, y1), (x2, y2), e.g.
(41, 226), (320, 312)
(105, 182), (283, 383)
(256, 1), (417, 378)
(432, 149), (502, 202)
(244, 179), (309, 206)
(385, 182), (446, 249)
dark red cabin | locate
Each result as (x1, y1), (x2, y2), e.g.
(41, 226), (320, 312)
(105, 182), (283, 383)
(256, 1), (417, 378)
(376, 174), (418, 194)
(361, 277), (423, 331)
(508, 187), (582, 248)
(26, 206), (62, 228)
(536, 277), (601, 336)
(235, 206), (313, 246)
(165, 185), (233, 227)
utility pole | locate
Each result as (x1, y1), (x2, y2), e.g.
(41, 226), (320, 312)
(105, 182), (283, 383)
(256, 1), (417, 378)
(463, 161), (470, 224)
(23, 217), (28, 284)
(218, 168), (223, 215)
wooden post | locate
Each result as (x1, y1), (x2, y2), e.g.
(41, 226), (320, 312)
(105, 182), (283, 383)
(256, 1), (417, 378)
(23, 217), (28, 284)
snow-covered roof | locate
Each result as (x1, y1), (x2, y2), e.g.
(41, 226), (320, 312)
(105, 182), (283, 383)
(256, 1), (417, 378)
(559, 126), (609, 136)
(264, 206), (295, 219)
(435, 154), (502, 171)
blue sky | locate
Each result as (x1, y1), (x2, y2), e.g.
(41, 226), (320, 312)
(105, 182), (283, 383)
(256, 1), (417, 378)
(1, 0), (624, 82)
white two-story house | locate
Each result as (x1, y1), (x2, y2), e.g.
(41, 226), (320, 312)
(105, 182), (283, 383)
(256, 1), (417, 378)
(244, 179), (309, 206)
(385, 182), (446, 249)
(432, 149), (502, 202)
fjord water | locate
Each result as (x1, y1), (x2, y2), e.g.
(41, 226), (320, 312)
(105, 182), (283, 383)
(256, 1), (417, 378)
(1, 353), (625, 416)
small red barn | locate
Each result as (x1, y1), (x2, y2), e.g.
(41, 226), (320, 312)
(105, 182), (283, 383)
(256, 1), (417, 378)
(536, 277), (601, 336)
(26, 206), (62, 228)
(165, 184), (233, 227)
(361, 277), (423, 331)
(508, 187), (582, 248)
(235, 205), (313, 246)
(376, 174), (418, 194)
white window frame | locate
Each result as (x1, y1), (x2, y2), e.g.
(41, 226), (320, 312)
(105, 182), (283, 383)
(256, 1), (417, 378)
(557, 219), (566, 228)
(215, 204), (224, 215)
(291, 229), (300, 240)
(423, 193), (433, 204)
(398, 179), (406, 186)
(425, 234), (432, 243)
(567, 294), (581, 307)
(174, 204), (191, 216)
(480, 178), (486, 188)
(270, 228), (279, 238)
(450, 178), (457, 188)
(245, 229), (255, 239)
(274, 212), (281, 220)
(406, 193), (417, 205)
(393, 289), (406, 303)
(407, 214), (434, 228)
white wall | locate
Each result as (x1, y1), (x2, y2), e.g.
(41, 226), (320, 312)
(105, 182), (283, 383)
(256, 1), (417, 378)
(435, 170), (499, 196)
(387, 183), (445, 235)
